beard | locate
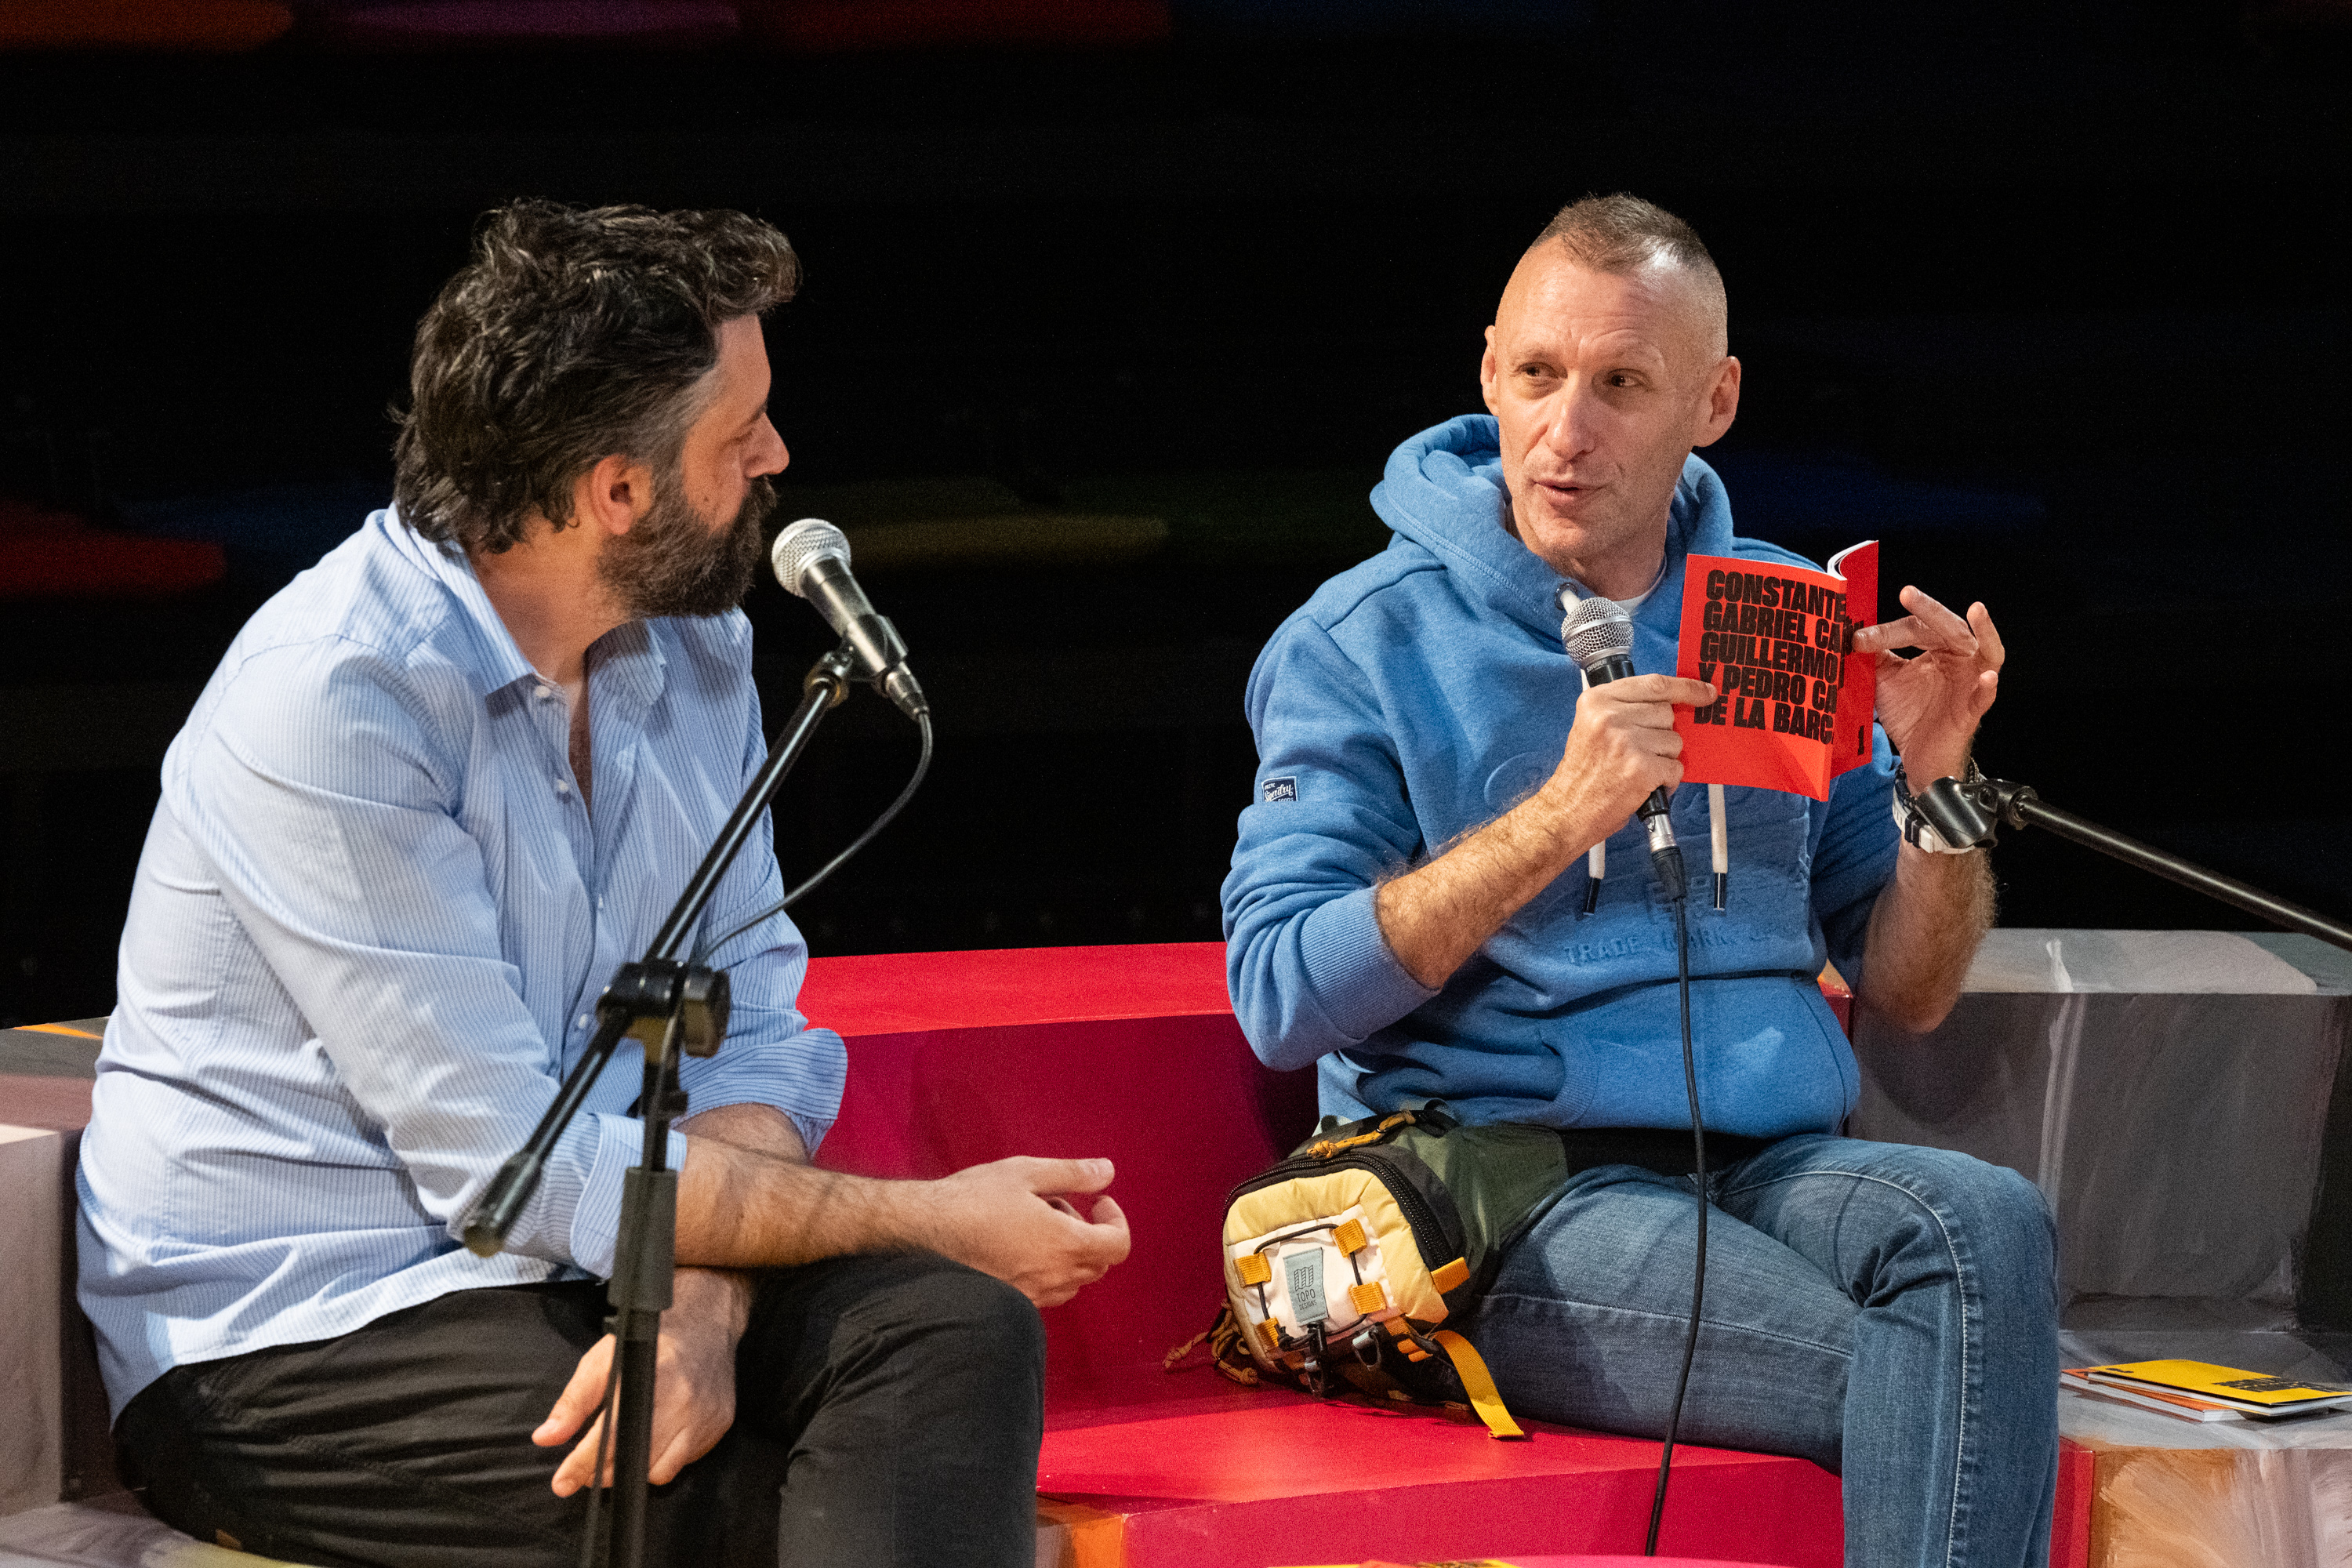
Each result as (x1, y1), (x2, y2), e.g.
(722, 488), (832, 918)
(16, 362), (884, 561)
(597, 472), (777, 621)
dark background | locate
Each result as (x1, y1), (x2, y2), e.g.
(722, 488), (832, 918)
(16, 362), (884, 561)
(2, 1), (2347, 1027)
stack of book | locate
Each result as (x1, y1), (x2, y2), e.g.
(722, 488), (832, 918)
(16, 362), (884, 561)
(2063, 1359), (2352, 1424)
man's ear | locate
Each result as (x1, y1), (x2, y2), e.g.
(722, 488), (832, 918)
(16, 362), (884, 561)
(1479, 325), (1501, 416)
(572, 453), (655, 537)
(1690, 354), (1741, 448)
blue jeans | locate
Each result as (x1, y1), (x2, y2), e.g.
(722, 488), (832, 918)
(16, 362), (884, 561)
(1459, 1134), (2059, 1568)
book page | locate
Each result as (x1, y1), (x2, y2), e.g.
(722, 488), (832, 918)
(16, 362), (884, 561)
(1674, 543), (1878, 801)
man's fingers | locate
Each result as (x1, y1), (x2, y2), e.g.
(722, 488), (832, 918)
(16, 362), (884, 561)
(534, 1334), (614, 1449)
(1968, 602), (2006, 670)
(552, 1417), (615, 1497)
(1067, 1218), (1130, 1273)
(1593, 674), (1713, 710)
(1905, 586), (1980, 651)
(648, 1417), (715, 1488)
(1852, 615), (1924, 654)
(1045, 1192), (1129, 1276)
(1085, 1193), (1132, 1263)
(1018, 1156), (1115, 1196)
(1874, 586), (1976, 652)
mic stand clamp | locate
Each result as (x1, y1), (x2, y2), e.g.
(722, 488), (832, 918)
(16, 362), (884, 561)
(1895, 759), (1998, 853)
(462, 641), (862, 1568)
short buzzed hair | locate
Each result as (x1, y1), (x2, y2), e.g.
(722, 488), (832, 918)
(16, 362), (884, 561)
(1530, 193), (1726, 354)
(1533, 193), (1716, 280)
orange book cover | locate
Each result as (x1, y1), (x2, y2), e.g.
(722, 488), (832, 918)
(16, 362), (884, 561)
(1673, 541), (1878, 802)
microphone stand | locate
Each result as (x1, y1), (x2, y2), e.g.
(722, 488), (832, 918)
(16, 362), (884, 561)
(1911, 768), (2352, 953)
(462, 641), (861, 1568)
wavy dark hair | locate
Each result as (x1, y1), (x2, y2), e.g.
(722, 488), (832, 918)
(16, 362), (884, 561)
(392, 199), (800, 555)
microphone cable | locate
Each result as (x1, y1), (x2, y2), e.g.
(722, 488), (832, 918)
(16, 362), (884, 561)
(1645, 875), (1706, 1557)
(575, 1352), (621, 1568)
(695, 708), (935, 966)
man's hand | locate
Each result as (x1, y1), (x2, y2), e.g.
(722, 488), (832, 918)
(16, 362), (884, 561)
(1539, 673), (1719, 837)
(674, 1124), (1130, 1307)
(1850, 586), (2005, 1034)
(1851, 586), (2005, 782)
(535, 1266), (750, 1496)
(908, 1157), (1131, 1308)
(1374, 671), (1715, 989)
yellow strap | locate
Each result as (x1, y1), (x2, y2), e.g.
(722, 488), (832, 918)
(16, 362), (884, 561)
(1235, 1253), (1272, 1287)
(1331, 1218), (1367, 1255)
(1431, 1330), (1526, 1440)
(1430, 1255), (1471, 1294)
(1304, 1111), (1415, 1160)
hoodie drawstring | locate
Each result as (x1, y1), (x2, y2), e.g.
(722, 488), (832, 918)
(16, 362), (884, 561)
(1708, 783), (1728, 911)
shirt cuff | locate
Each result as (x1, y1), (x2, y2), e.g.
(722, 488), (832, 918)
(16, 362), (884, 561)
(565, 1112), (691, 1279)
(1300, 884), (1438, 1044)
(673, 1094), (835, 1163)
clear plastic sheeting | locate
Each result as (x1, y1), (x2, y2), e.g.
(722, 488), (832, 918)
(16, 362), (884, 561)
(1852, 931), (2350, 1312)
(1964, 927), (2320, 995)
(0, 1497), (294, 1566)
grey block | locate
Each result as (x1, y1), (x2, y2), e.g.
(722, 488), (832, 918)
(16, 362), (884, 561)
(1852, 930), (2352, 1315)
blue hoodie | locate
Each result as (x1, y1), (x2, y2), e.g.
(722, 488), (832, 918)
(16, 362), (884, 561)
(1221, 416), (1900, 1137)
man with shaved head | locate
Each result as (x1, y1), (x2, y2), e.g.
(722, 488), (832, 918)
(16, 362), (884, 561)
(1223, 196), (2056, 1566)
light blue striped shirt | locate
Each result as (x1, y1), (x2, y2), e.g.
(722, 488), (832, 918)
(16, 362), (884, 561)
(78, 510), (846, 1416)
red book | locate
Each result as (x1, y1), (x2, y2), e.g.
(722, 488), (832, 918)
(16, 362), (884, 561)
(1672, 541), (1878, 801)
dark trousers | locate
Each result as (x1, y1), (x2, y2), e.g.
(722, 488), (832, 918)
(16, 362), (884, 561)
(115, 1253), (1047, 1568)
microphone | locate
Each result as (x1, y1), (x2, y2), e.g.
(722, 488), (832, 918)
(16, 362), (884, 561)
(770, 519), (927, 720)
(1559, 594), (1686, 902)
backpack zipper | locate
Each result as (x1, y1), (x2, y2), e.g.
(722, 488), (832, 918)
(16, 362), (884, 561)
(1228, 1150), (1456, 1278)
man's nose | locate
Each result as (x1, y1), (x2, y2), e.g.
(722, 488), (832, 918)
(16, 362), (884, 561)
(1536, 387), (1596, 459)
(750, 416), (789, 477)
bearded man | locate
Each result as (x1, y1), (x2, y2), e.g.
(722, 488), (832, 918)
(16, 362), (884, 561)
(78, 201), (1129, 1568)
(1223, 195), (2058, 1566)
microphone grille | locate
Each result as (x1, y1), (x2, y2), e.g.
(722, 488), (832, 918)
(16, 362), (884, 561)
(769, 518), (848, 599)
(1559, 595), (1635, 670)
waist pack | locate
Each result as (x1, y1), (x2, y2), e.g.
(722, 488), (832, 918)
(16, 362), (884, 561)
(1213, 1105), (1570, 1439)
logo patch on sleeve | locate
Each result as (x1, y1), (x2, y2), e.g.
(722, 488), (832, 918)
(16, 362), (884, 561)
(1261, 776), (1298, 804)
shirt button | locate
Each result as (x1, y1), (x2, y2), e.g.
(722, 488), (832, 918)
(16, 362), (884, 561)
(555, 779), (571, 795)
(535, 684), (554, 701)
(577, 1014), (591, 1029)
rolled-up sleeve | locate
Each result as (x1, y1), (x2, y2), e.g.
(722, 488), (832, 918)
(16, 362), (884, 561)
(1221, 618), (1435, 1072)
(169, 643), (671, 1277)
(684, 685), (848, 1156)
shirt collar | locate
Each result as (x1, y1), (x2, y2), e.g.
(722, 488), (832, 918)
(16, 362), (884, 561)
(377, 507), (670, 713)
(587, 618), (667, 721)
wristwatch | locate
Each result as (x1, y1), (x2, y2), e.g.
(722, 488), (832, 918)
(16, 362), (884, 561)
(1892, 761), (1988, 855)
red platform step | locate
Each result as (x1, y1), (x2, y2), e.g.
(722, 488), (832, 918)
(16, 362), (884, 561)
(800, 943), (2029, 1568)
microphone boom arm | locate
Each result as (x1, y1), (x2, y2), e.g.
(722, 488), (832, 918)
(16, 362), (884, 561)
(1959, 773), (2352, 954)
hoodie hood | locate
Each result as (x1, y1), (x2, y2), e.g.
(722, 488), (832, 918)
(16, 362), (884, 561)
(1368, 413), (1740, 644)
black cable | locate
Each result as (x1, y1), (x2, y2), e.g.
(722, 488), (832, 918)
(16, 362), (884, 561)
(577, 1351), (620, 1568)
(1645, 871), (1706, 1557)
(695, 709), (934, 966)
